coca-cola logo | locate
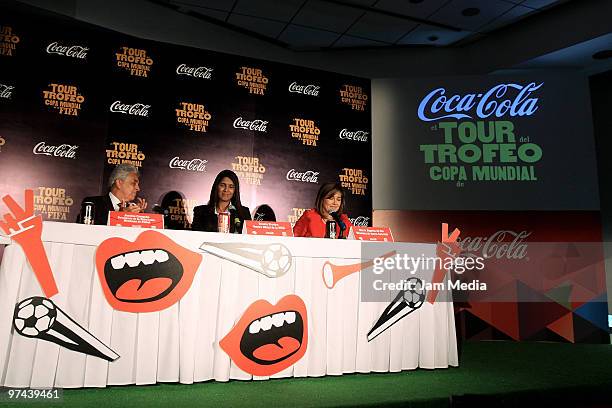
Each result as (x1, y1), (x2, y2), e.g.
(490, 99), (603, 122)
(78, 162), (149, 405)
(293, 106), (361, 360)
(233, 117), (268, 132)
(349, 216), (370, 227)
(458, 230), (530, 260)
(339, 128), (369, 142)
(418, 82), (542, 122)
(0, 84), (13, 99)
(109, 100), (150, 117)
(169, 156), (207, 172)
(286, 169), (319, 183)
(176, 63), (213, 79)
(288, 82), (320, 96)
(46, 42), (88, 59)
(33, 141), (78, 159)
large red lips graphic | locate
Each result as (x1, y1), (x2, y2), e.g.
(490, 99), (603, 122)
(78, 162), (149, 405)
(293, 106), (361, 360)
(95, 230), (202, 313)
(220, 295), (308, 376)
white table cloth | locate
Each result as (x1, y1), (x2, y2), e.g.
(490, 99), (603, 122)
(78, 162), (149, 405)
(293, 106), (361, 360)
(0, 222), (457, 388)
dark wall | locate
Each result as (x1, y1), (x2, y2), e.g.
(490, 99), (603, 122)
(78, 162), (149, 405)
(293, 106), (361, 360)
(590, 69), (612, 313)
(591, 70), (612, 239)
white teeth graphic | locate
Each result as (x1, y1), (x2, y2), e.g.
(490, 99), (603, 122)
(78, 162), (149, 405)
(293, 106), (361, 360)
(248, 311), (298, 334)
(272, 313), (285, 328)
(140, 250), (156, 265)
(155, 250), (169, 263)
(125, 252), (141, 268)
(260, 316), (273, 331)
(109, 250), (170, 269)
(111, 255), (125, 270)
(284, 311), (296, 324)
(249, 320), (261, 334)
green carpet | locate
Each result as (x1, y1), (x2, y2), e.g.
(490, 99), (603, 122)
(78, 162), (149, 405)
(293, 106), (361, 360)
(3, 341), (612, 408)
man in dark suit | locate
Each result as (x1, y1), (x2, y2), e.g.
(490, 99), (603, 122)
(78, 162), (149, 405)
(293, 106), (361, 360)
(77, 164), (148, 225)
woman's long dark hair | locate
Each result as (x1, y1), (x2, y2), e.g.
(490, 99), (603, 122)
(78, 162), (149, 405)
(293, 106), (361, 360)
(253, 204), (276, 221)
(314, 182), (346, 215)
(208, 169), (243, 210)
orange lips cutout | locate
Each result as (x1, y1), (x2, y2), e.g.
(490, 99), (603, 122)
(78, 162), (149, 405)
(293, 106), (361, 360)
(95, 230), (202, 313)
(220, 295), (308, 376)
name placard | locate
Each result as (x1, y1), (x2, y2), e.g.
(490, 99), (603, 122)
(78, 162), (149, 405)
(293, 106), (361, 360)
(348, 226), (394, 242)
(244, 221), (294, 236)
(108, 211), (164, 229)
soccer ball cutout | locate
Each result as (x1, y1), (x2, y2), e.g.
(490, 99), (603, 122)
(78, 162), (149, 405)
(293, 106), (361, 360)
(261, 244), (292, 278)
(403, 278), (426, 309)
(13, 297), (57, 337)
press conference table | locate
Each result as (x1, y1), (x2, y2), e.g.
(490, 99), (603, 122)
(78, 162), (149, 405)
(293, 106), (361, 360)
(0, 222), (457, 388)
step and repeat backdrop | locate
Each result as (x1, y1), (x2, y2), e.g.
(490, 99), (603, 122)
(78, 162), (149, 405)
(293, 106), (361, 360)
(372, 74), (608, 344)
(0, 7), (372, 228)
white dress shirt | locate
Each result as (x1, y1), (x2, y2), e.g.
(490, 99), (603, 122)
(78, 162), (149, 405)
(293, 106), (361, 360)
(109, 192), (121, 211)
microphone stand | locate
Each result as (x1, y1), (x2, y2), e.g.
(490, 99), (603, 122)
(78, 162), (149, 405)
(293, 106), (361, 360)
(330, 211), (347, 239)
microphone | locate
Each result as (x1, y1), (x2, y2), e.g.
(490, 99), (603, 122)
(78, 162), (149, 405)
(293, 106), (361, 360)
(229, 208), (242, 233)
(329, 211), (346, 239)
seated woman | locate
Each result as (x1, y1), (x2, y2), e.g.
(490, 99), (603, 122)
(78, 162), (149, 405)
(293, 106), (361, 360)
(293, 182), (352, 238)
(191, 170), (251, 233)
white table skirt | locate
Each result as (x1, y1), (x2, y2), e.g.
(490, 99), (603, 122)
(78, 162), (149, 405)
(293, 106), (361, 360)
(0, 222), (457, 388)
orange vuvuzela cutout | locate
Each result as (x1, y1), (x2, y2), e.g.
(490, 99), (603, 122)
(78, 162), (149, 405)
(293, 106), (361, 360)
(427, 223), (461, 304)
(0, 190), (58, 297)
(95, 230), (201, 312)
(322, 251), (397, 289)
(220, 295), (308, 376)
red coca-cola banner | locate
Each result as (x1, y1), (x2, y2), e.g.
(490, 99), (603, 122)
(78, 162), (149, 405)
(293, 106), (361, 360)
(374, 209), (608, 343)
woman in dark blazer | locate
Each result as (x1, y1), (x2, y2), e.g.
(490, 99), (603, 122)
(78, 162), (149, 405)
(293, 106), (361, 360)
(191, 169), (251, 233)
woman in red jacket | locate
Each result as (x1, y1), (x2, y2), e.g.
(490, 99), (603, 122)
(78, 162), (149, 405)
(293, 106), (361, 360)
(293, 182), (352, 238)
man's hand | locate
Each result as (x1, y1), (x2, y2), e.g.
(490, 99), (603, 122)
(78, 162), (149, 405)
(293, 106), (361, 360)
(120, 197), (147, 213)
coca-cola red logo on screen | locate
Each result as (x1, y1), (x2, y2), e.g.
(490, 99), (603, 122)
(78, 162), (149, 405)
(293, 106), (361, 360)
(33, 142), (78, 159)
(46, 42), (88, 59)
(233, 117), (268, 132)
(109, 100), (150, 117)
(286, 169), (319, 183)
(458, 230), (530, 260)
(176, 64), (213, 79)
(169, 156), (207, 172)
(339, 128), (369, 142)
(289, 82), (320, 96)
